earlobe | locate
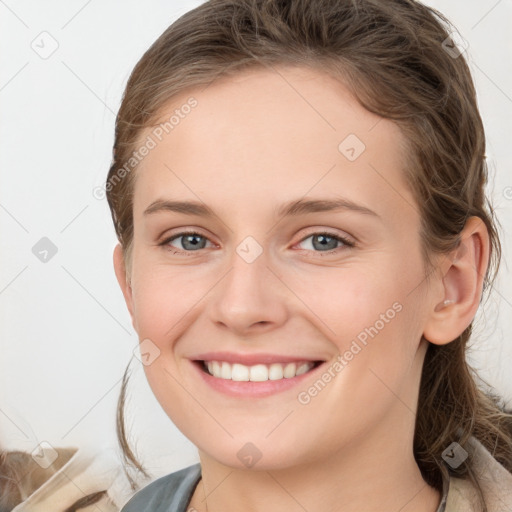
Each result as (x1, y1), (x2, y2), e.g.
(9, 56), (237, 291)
(113, 243), (135, 322)
(423, 216), (490, 346)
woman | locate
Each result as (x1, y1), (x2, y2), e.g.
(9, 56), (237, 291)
(105, 0), (512, 510)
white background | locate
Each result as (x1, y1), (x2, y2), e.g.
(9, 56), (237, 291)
(1, 0), (511, 477)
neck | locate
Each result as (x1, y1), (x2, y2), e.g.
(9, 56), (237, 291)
(189, 425), (441, 512)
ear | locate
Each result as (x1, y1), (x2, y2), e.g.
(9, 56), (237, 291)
(423, 216), (490, 345)
(113, 243), (136, 325)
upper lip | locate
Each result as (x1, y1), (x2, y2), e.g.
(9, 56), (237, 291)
(191, 352), (325, 365)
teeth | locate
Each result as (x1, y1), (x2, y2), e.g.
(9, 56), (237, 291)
(231, 363), (249, 381)
(203, 360), (316, 381)
(250, 364), (268, 382)
(221, 362), (231, 379)
(268, 363), (283, 380)
(283, 363), (296, 378)
(295, 363), (311, 376)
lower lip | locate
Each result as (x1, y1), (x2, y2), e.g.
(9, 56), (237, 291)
(191, 361), (325, 398)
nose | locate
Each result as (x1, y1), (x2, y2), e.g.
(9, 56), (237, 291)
(208, 246), (289, 336)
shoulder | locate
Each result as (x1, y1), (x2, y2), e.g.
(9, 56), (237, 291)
(445, 437), (512, 512)
(120, 463), (201, 512)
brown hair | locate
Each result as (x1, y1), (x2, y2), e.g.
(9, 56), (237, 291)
(0, 448), (107, 511)
(106, 0), (512, 508)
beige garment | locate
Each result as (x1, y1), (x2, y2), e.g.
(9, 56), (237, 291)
(11, 445), (123, 512)
(445, 437), (512, 512)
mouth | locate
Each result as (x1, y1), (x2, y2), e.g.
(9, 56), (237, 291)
(189, 352), (328, 397)
(197, 359), (324, 381)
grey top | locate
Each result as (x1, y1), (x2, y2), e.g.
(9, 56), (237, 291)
(121, 464), (202, 512)
(120, 463), (449, 512)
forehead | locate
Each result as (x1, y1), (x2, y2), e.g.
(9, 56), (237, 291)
(132, 65), (415, 224)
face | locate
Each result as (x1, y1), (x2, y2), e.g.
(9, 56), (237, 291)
(115, 65), (439, 470)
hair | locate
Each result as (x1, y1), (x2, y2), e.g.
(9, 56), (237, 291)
(0, 448), (108, 511)
(105, 0), (512, 509)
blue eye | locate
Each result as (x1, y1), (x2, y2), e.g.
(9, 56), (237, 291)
(159, 230), (354, 255)
(163, 232), (212, 252)
(297, 232), (354, 253)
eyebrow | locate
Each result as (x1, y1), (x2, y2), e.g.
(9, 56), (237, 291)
(143, 197), (380, 219)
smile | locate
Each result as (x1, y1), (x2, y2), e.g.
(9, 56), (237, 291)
(191, 352), (327, 398)
(201, 360), (321, 381)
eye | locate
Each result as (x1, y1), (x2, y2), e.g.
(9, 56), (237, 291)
(296, 232), (354, 254)
(160, 231), (214, 253)
(159, 230), (354, 256)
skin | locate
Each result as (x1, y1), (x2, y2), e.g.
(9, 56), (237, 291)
(113, 65), (489, 512)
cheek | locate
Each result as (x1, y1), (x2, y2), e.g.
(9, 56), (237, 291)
(294, 305), (423, 451)
(289, 261), (417, 346)
(317, 263), (426, 395)
(129, 260), (210, 342)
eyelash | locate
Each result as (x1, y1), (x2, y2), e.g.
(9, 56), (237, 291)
(158, 230), (355, 256)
